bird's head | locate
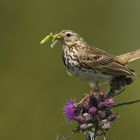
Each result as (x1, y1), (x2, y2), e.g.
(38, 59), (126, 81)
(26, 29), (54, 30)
(40, 30), (85, 47)
(54, 30), (82, 46)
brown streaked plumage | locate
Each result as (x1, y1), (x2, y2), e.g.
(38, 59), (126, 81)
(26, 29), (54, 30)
(44, 30), (140, 91)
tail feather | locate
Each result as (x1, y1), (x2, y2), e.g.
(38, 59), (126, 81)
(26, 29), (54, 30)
(116, 49), (140, 64)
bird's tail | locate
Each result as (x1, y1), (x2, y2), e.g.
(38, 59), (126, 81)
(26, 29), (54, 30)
(116, 49), (140, 65)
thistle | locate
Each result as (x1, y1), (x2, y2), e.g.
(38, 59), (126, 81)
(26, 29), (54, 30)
(63, 91), (140, 140)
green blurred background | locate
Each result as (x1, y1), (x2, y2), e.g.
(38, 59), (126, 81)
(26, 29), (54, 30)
(0, 0), (140, 140)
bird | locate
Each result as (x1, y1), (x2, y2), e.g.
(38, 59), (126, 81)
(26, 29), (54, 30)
(41, 30), (140, 92)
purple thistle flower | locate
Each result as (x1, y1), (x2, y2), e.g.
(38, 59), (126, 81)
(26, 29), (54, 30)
(106, 98), (115, 107)
(75, 115), (85, 123)
(98, 91), (105, 101)
(99, 91), (104, 97)
(98, 110), (106, 119)
(64, 99), (76, 121)
(108, 113), (116, 121)
(98, 102), (106, 109)
(88, 106), (97, 115)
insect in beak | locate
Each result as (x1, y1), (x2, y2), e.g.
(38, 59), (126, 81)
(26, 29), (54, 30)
(40, 32), (59, 48)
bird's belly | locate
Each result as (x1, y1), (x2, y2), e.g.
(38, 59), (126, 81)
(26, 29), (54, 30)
(64, 58), (112, 82)
(68, 67), (112, 82)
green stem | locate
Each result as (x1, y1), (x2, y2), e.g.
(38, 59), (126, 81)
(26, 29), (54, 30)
(114, 99), (140, 108)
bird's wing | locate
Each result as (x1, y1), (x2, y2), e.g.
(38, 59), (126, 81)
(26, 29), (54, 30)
(78, 47), (134, 75)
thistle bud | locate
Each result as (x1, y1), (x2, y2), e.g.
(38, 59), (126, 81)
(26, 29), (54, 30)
(106, 98), (115, 107)
(80, 123), (88, 130)
(75, 115), (85, 123)
(98, 110), (106, 119)
(101, 119), (111, 130)
(83, 113), (91, 121)
(108, 114), (116, 121)
(98, 102), (106, 109)
(102, 121), (111, 130)
(98, 91), (105, 101)
(87, 123), (93, 128)
(88, 107), (97, 116)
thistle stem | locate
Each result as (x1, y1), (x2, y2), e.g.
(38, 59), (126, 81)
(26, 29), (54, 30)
(113, 88), (125, 97)
(86, 131), (96, 140)
(114, 99), (140, 108)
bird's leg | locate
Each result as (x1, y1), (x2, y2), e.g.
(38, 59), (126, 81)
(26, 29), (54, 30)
(79, 82), (100, 107)
(90, 81), (100, 94)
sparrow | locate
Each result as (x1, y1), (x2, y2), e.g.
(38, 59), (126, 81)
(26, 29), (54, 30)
(41, 30), (140, 92)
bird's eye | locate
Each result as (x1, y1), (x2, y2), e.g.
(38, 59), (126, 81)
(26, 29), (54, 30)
(66, 32), (71, 37)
